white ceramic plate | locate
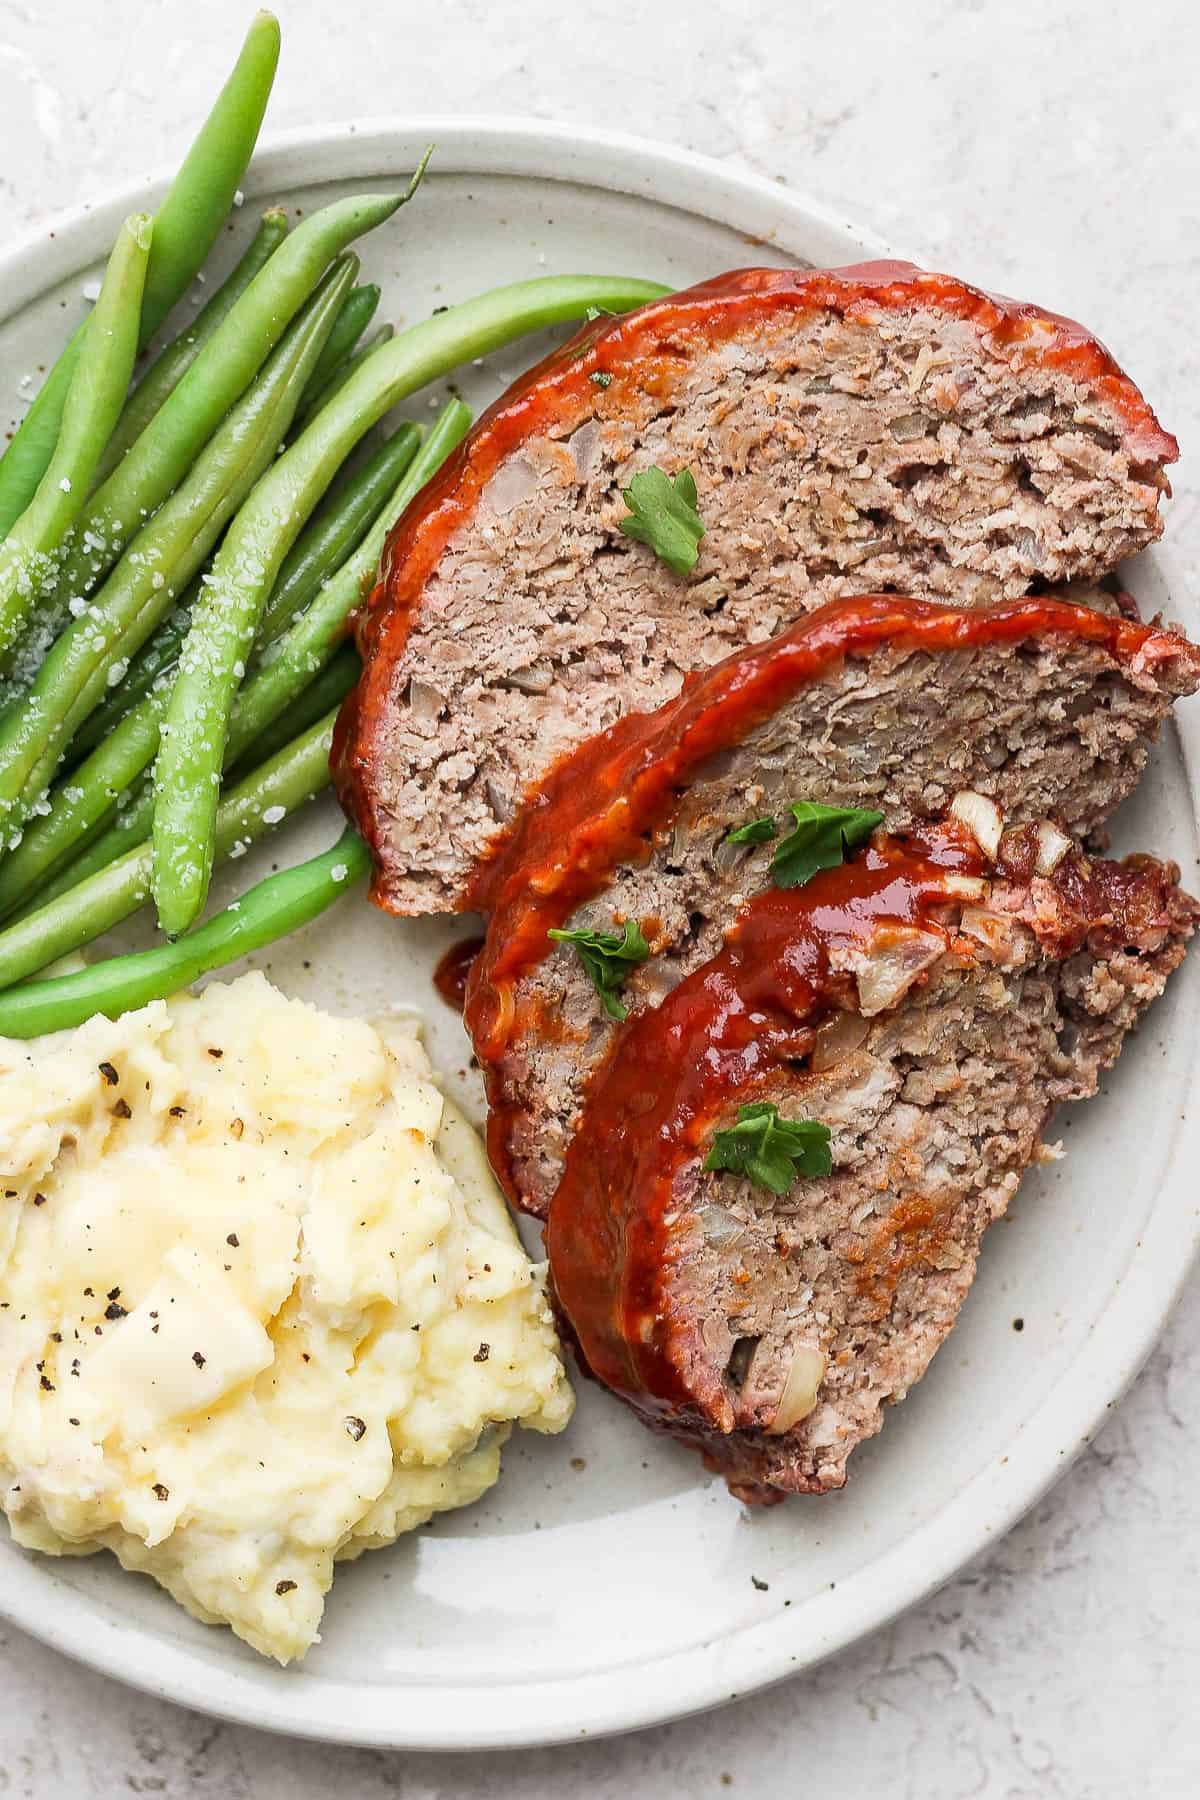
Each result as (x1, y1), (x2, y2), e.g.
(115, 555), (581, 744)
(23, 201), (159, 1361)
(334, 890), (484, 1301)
(0, 119), (1196, 1752)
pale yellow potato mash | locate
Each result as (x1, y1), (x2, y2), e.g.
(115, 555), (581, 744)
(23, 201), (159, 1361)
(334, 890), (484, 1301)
(0, 973), (572, 1663)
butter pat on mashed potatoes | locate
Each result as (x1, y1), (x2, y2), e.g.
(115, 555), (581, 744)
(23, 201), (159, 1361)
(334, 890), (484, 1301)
(0, 972), (572, 1663)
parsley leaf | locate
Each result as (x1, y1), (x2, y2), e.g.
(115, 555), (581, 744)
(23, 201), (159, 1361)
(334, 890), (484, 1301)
(618, 466), (705, 576)
(725, 815), (777, 847)
(703, 1102), (833, 1194)
(547, 918), (650, 1021)
(589, 370), (612, 389)
(771, 801), (883, 889)
(585, 304), (617, 322)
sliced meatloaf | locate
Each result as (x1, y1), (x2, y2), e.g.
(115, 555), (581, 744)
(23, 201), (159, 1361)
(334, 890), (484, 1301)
(335, 261), (1180, 913)
(537, 826), (1196, 1502)
(460, 593), (1200, 1214)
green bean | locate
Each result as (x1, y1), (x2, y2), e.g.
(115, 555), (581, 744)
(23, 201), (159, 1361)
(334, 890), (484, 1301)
(16, 780), (154, 915)
(137, 13), (282, 340)
(71, 416), (415, 757)
(0, 258), (354, 845)
(64, 583), (199, 762)
(253, 421), (420, 646)
(8, 586), (354, 915)
(0, 687), (168, 917)
(0, 216), (151, 661)
(296, 283), (382, 413)
(214, 402), (466, 765)
(226, 644), (360, 780)
(41, 189), (406, 622)
(5, 214), (289, 686)
(293, 324), (394, 428)
(156, 345), (422, 935)
(91, 210), (289, 489)
(0, 13), (281, 537)
(243, 398), (469, 713)
(24, 401), (469, 919)
(0, 709), (340, 989)
(0, 404), (386, 907)
(0, 824), (368, 1037)
(152, 272), (667, 936)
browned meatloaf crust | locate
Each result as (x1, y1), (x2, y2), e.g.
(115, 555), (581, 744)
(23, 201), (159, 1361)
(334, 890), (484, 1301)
(334, 262), (1179, 915)
(529, 827), (1197, 1502)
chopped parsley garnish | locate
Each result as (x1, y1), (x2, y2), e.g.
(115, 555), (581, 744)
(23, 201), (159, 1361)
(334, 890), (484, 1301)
(771, 801), (883, 890)
(585, 304), (617, 322)
(703, 1102), (832, 1194)
(547, 918), (650, 1021)
(618, 466), (705, 576)
(589, 370), (612, 388)
(725, 815), (777, 847)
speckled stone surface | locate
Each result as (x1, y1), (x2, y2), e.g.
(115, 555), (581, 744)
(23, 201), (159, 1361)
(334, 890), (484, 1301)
(1, 2), (1198, 1793)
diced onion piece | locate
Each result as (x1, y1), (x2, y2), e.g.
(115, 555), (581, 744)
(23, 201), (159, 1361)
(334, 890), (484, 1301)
(855, 926), (946, 1016)
(958, 906), (1026, 965)
(482, 453), (537, 516)
(768, 1345), (828, 1435)
(950, 789), (1003, 859)
(1035, 820), (1072, 876)
(811, 1008), (871, 1073)
(695, 1203), (744, 1248)
(939, 874), (987, 900)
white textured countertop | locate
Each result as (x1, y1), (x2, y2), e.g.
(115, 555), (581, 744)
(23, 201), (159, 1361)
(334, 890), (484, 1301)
(1, 1), (1198, 1793)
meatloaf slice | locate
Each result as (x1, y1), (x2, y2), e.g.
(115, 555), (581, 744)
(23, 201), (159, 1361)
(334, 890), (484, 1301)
(460, 594), (1200, 1214)
(540, 828), (1196, 1502)
(335, 261), (1180, 914)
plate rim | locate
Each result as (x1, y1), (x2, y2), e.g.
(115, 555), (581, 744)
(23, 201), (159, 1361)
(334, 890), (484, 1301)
(0, 113), (1195, 1752)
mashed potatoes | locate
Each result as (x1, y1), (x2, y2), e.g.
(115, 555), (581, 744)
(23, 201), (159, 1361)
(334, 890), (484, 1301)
(0, 972), (571, 1663)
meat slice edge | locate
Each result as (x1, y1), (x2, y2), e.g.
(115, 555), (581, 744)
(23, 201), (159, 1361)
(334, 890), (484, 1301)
(336, 262), (1180, 914)
(542, 837), (1196, 1501)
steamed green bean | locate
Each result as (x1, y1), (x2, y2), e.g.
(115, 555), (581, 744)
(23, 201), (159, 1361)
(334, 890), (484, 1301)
(0, 825), (368, 1038)
(0, 708), (339, 988)
(91, 209), (289, 488)
(17, 401), (468, 917)
(64, 583), (200, 761)
(296, 282), (382, 414)
(0, 258), (354, 843)
(0, 216), (151, 661)
(253, 421), (420, 645)
(0, 12), (282, 536)
(44, 189), (402, 613)
(74, 416), (416, 757)
(294, 323), (394, 427)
